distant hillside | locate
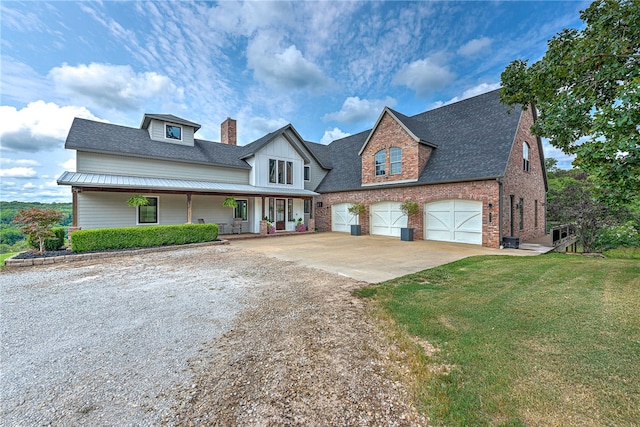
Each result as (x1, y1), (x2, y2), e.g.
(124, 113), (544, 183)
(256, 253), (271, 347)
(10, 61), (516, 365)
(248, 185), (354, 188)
(1, 201), (72, 226)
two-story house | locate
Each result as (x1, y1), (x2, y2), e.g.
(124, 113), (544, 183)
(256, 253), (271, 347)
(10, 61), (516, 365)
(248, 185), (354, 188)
(58, 89), (547, 248)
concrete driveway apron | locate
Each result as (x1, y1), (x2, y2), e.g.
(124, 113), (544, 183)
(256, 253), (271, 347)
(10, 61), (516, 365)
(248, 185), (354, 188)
(231, 232), (535, 283)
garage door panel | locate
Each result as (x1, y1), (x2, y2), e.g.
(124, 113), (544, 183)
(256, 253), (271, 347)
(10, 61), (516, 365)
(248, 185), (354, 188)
(425, 200), (482, 245)
(455, 212), (482, 231)
(332, 203), (356, 233)
(371, 202), (406, 237)
(426, 212), (451, 230)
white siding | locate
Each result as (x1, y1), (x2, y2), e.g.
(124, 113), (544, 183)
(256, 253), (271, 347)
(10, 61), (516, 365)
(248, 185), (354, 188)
(77, 152), (249, 183)
(252, 135), (305, 189)
(77, 192), (187, 229)
(191, 195), (255, 233)
(148, 119), (195, 146)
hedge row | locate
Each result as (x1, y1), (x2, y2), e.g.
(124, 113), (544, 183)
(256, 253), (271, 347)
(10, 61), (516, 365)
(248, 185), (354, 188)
(70, 224), (219, 253)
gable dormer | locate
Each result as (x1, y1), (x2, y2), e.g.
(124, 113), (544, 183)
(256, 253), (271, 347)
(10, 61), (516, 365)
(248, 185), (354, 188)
(359, 107), (437, 186)
(140, 114), (201, 147)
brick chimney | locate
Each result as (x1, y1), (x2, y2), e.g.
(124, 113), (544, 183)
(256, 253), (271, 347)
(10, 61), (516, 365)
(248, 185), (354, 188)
(221, 117), (237, 145)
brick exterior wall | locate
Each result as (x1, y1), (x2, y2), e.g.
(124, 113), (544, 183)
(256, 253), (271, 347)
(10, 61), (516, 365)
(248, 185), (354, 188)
(501, 108), (547, 242)
(314, 180), (502, 247)
(361, 112), (424, 185)
(315, 109), (547, 249)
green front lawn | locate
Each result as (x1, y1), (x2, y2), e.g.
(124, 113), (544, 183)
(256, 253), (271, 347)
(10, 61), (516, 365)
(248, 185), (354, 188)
(0, 252), (18, 269)
(359, 253), (640, 426)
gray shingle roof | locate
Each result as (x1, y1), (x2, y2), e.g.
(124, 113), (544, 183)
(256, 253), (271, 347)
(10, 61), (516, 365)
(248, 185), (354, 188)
(315, 89), (521, 193)
(303, 140), (333, 169)
(140, 114), (202, 131)
(66, 118), (250, 169)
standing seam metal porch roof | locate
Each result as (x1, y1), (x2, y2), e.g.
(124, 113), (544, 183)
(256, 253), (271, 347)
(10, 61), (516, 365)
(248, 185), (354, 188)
(57, 171), (318, 197)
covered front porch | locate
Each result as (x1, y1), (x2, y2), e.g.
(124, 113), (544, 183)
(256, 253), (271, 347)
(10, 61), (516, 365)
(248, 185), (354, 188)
(58, 171), (317, 234)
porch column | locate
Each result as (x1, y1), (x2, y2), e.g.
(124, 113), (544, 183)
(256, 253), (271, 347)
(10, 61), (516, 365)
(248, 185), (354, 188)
(186, 193), (192, 224)
(261, 195), (265, 220)
(71, 187), (79, 227)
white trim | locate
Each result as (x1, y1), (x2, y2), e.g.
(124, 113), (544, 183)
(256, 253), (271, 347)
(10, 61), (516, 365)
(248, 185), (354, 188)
(361, 178), (418, 187)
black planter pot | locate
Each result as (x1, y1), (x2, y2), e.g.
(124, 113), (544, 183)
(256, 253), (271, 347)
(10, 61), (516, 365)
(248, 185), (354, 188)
(351, 224), (362, 236)
(401, 227), (414, 241)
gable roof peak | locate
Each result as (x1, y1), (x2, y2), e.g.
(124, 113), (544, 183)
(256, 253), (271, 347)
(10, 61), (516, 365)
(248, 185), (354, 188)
(357, 106), (437, 155)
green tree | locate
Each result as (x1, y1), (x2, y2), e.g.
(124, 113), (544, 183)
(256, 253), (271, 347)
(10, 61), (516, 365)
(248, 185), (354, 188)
(500, 0), (640, 207)
(13, 208), (64, 254)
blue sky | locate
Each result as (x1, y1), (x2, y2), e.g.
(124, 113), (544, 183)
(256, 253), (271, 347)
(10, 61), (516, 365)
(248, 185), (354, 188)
(1, 0), (587, 203)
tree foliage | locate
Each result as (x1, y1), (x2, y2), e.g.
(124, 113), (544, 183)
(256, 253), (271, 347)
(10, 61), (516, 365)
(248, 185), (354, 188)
(13, 208), (64, 254)
(546, 158), (638, 252)
(500, 0), (640, 207)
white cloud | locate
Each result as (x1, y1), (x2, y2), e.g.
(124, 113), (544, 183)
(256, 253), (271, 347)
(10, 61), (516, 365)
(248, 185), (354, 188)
(22, 182), (36, 189)
(247, 34), (331, 91)
(324, 96), (397, 124)
(392, 55), (455, 97)
(321, 128), (351, 145)
(61, 158), (76, 172)
(49, 63), (184, 110)
(431, 82), (501, 108)
(0, 158), (41, 167)
(458, 37), (492, 56)
(0, 167), (37, 178)
(0, 101), (104, 153)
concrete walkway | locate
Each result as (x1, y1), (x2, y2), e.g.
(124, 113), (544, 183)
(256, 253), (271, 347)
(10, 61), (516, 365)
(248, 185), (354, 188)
(231, 232), (543, 283)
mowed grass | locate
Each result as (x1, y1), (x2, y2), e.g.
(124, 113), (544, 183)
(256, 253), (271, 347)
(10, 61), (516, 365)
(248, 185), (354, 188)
(358, 253), (640, 426)
(0, 252), (18, 269)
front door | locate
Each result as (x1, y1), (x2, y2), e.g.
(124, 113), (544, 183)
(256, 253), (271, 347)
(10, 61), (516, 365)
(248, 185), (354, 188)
(276, 199), (286, 230)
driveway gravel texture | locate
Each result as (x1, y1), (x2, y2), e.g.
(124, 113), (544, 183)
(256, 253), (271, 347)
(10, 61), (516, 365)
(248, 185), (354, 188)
(1, 244), (428, 426)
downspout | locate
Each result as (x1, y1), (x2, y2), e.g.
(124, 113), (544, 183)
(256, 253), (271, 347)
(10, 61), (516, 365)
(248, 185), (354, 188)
(497, 177), (504, 248)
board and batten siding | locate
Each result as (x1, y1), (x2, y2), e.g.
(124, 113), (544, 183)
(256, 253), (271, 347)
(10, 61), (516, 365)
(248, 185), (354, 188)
(251, 134), (305, 189)
(148, 119), (195, 146)
(77, 152), (249, 184)
(77, 192), (188, 229)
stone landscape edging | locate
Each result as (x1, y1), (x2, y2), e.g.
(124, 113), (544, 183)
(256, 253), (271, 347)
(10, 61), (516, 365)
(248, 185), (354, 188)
(3, 240), (230, 268)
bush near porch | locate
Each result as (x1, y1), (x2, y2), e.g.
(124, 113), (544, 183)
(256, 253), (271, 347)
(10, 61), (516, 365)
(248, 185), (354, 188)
(71, 224), (218, 253)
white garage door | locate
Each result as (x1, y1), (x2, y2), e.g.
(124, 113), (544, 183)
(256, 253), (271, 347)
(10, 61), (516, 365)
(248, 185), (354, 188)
(424, 200), (482, 245)
(370, 202), (406, 237)
(331, 203), (357, 232)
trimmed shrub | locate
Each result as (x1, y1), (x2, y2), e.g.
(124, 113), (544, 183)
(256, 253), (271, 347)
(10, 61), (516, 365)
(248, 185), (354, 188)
(70, 224), (219, 253)
(28, 227), (66, 251)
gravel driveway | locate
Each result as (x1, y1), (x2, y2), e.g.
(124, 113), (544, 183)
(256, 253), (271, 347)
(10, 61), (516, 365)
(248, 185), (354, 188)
(1, 244), (427, 426)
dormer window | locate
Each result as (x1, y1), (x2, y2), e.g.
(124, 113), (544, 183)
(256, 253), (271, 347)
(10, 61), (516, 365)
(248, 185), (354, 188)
(390, 147), (402, 174)
(166, 124), (182, 141)
(375, 150), (386, 176)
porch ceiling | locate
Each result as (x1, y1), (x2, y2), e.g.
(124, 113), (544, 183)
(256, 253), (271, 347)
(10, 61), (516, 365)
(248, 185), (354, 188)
(57, 171), (318, 197)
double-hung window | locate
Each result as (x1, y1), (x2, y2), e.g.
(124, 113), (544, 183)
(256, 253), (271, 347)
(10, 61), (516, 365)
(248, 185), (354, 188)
(375, 150), (386, 176)
(390, 147), (402, 175)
